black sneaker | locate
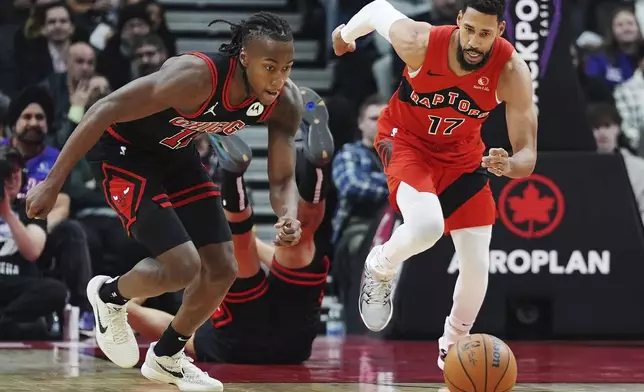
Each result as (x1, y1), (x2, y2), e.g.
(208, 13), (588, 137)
(298, 87), (334, 167)
(209, 133), (253, 174)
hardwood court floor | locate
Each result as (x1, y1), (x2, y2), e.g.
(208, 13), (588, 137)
(1, 337), (643, 391)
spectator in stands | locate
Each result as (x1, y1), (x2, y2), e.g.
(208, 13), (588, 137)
(96, 2), (152, 90)
(131, 33), (167, 79)
(573, 43), (616, 103)
(117, 0), (176, 55)
(0, 145), (67, 341)
(63, 88), (149, 291)
(331, 95), (389, 246)
(14, 0), (61, 44)
(589, 102), (644, 223)
(1, 0), (53, 96)
(3, 85), (94, 333)
(41, 42), (110, 148)
(14, 1), (84, 89)
(614, 57), (644, 156)
(584, 7), (644, 91)
(67, 0), (119, 35)
(143, 0), (177, 57)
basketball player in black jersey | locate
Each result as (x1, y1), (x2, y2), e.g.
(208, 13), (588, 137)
(126, 87), (333, 364)
(26, 12), (310, 391)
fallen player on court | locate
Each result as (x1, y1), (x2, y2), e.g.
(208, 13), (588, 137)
(126, 88), (335, 364)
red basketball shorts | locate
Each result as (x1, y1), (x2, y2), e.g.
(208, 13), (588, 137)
(375, 116), (496, 234)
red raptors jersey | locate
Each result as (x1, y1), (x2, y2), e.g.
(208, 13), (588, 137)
(383, 25), (515, 169)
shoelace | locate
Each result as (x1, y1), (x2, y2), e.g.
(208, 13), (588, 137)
(105, 306), (130, 344)
(363, 271), (394, 305)
(170, 352), (213, 383)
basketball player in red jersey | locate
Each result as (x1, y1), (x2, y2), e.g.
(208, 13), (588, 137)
(333, 0), (537, 370)
(25, 12), (309, 391)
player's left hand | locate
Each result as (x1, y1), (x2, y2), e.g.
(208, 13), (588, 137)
(482, 148), (511, 177)
(273, 217), (302, 247)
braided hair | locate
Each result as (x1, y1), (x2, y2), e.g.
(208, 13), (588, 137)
(209, 12), (293, 57)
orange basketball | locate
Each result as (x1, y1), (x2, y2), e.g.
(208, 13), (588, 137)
(443, 334), (517, 392)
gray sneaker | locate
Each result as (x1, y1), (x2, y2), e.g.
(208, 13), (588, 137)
(358, 246), (400, 332)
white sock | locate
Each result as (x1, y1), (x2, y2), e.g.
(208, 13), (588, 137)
(445, 225), (492, 341)
(444, 316), (471, 345)
(369, 182), (444, 274)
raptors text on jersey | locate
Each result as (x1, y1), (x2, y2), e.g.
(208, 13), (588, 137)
(383, 25), (515, 169)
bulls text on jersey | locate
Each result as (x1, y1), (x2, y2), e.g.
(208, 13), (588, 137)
(160, 117), (247, 150)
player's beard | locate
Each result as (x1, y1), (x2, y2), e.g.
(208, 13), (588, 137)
(457, 40), (492, 71)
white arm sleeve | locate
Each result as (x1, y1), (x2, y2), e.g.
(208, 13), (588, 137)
(340, 0), (409, 44)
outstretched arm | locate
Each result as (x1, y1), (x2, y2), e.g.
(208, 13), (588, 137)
(44, 55), (213, 190)
(266, 81), (304, 246)
(333, 0), (431, 71)
(487, 53), (538, 178)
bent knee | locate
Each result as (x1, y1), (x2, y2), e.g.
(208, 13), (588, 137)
(273, 239), (315, 269)
(200, 241), (238, 285)
(408, 215), (444, 246)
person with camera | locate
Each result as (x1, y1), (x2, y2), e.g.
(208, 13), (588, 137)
(0, 145), (68, 340)
(3, 85), (94, 333)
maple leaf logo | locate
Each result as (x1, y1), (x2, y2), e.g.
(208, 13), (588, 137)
(507, 183), (555, 224)
(498, 174), (565, 239)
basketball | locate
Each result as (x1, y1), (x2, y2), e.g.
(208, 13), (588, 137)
(443, 334), (517, 392)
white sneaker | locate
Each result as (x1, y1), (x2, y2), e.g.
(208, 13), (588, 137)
(87, 275), (139, 368)
(141, 342), (224, 391)
(437, 318), (470, 370)
(437, 336), (450, 370)
(358, 246), (400, 332)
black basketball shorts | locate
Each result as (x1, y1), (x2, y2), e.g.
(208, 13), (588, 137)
(193, 255), (330, 364)
(88, 140), (232, 256)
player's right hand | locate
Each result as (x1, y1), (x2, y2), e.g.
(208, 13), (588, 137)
(273, 216), (302, 247)
(332, 24), (356, 56)
(26, 179), (60, 219)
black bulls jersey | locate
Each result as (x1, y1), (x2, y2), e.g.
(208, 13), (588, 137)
(103, 52), (278, 158)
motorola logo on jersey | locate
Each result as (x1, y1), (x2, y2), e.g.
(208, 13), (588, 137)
(504, 0), (562, 113)
(168, 117), (247, 136)
(246, 102), (264, 117)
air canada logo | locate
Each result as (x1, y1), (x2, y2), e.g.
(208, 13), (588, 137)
(498, 174), (564, 239)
